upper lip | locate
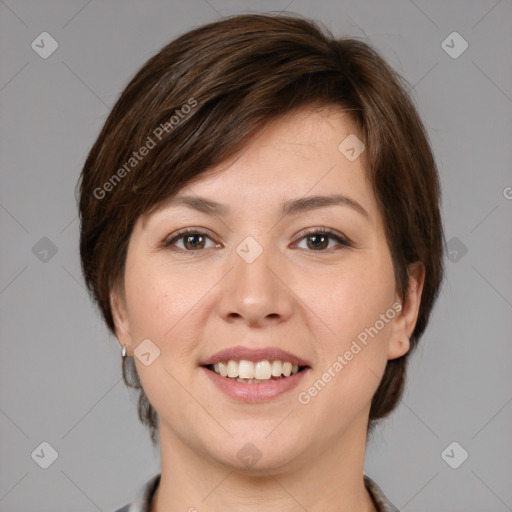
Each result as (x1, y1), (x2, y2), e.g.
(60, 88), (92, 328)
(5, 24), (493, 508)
(200, 345), (311, 367)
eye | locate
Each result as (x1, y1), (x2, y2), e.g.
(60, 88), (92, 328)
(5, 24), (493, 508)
(163, 228), (219, 252)
(163, 227), (353, 253)
(294, 228), (353, 251)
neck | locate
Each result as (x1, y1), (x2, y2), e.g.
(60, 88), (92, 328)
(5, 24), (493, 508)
(150, 415), (377, 512)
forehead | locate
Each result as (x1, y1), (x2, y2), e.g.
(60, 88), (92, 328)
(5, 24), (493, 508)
(140, 105), (376, 227)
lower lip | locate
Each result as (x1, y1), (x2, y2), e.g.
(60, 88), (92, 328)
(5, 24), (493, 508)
(201, 367), (310, 403)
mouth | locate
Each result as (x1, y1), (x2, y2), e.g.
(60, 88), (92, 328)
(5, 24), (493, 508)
(202, 360), (310, 383)
(199, 346), (312, 402)
(199, 345), (312, 384)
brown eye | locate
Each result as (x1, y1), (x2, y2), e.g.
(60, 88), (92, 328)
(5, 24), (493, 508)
(295, 228), (352, 251)
(306, 233), (330, 250)
(164, 229), (217, 252)
(182, 233), (206, 250)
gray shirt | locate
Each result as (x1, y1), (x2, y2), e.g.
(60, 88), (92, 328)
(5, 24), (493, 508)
(113, 473), (400, 511)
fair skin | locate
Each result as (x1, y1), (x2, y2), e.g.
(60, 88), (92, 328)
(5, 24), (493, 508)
(111, 105), (424, 512)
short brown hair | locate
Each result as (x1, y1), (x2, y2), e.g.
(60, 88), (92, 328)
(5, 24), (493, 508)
(78, 13), (444, 444)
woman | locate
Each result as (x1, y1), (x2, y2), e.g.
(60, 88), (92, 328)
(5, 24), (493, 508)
(78, 13), (444, 512)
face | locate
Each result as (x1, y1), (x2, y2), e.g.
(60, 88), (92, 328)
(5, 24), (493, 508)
(111, 105), (424, 474)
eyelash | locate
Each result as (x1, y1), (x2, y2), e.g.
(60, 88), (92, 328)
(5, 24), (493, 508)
(162, 227), (354, 253)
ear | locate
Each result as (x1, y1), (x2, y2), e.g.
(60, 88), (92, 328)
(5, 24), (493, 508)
(110, 286), (132, 354)
(387, 261), (425, 360)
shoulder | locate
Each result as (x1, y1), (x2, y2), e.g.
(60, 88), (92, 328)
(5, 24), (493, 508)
(112, 473), (161, 512)
(364, 475), (400, 512)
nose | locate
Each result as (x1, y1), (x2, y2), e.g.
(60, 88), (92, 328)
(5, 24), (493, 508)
(217, 238), (294, 327)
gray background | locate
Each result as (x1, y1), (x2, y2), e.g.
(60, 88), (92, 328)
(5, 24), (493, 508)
(1, 1), (511, 511)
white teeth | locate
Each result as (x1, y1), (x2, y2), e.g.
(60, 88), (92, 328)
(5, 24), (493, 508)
(254, 360), (272, 380)
(235, 377), (272, 383)
(238, 360), (255, 379)
(212, 359), (302, 380)
(214, 363), (228, 377)
(227, 360), (238, 378)
(271, 360), (283, 377)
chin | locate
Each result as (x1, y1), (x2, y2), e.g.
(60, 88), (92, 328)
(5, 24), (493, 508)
(205, 431), (309, 475)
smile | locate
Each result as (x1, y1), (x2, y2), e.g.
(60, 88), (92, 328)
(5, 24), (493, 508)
(206, 359), (306, 382)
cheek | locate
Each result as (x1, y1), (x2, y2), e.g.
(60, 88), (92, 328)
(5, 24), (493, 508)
(123, 255), (207, 375)
(328, 254), (396, 401)
(300, 267), (397, 420)
(123, 257), (186, 338)
(123, 260), (201, 405)
(314, 248), (396, 353)
(124, 269), (165, 338)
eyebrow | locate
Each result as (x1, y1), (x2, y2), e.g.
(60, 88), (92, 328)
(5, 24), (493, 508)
(161, 193), (369, 219)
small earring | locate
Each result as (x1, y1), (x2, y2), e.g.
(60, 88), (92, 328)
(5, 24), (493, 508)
(121, 345), (127, 358)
